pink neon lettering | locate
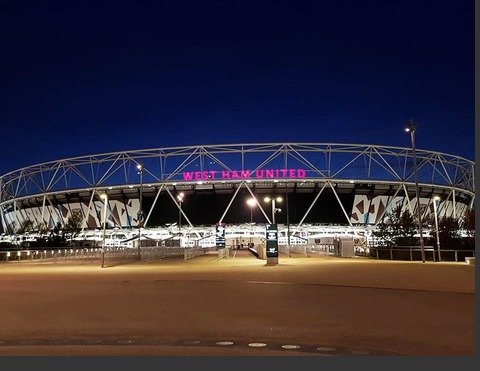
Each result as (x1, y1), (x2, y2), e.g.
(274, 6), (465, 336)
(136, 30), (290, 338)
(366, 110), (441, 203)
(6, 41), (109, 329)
(297, 169), (306, 178)
(255, 170), (264, 178)
(240, 170), (251, 178)
(182, 168), (307, 180)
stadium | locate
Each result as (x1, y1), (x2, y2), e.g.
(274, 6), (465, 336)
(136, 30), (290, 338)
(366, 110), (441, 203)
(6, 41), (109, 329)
(0, 142), (475, 250)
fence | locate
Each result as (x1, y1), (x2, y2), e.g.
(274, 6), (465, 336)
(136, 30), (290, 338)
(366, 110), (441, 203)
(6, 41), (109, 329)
(369, 246), (475, 262)
(278, 244), (475, 263)
(0, 246), (211, 265)
(1, 248), (104, 264)
(1, 245), (474, 264)
(279, 244), (359, 257)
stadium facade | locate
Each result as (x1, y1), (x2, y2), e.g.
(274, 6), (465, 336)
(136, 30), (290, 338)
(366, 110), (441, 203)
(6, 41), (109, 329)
(0, 143), (475, 245)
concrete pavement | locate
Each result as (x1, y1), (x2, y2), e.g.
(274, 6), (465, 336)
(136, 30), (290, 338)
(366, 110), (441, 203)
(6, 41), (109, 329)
(0, 250), (475, 356)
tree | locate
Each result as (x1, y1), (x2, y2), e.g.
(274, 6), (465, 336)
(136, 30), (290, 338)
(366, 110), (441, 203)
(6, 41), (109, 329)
(372, 205), (418, 246)
(16, 219), (34, 234)
(438, 216), (462, 250)
(462, 208), (475, 238)
(395, 208), (418, 246)
(461, 208), (475, 250)
(35, 221), (50, 237)
(63, 213), (83, 243)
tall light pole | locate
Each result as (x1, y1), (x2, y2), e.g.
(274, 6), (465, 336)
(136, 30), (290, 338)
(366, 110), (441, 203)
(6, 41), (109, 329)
(264, 196), (282, 224)
(136, 163), (144, 261)
(177, 192), (184, 246)
(286, 191), (290, 256)
(100, 193), (108, 268)
(247, 198), (256, 223)
(405, 121), (425, 263)
(247, 198), (256, 245)
(433, 196), (441, 262)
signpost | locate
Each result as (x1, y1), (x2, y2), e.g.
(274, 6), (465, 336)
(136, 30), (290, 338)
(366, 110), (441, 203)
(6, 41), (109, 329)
(266, 224), (279, 265)
(215, 223), (226, 248)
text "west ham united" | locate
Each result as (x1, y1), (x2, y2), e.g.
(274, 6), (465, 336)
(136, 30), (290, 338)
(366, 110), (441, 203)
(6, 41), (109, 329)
(182, 168), (307, 181)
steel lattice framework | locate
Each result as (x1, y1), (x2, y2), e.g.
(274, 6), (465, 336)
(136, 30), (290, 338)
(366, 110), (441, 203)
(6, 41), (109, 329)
(0, 142), (475, 233)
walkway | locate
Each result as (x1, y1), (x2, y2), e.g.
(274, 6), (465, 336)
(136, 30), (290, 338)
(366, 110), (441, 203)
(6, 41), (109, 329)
(0, 251), (475, 356)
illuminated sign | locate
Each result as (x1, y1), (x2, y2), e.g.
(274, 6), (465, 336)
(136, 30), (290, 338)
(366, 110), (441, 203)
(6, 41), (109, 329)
(182, 168), (306, 181)
(215, 223), (226, 247)
(266, 224), (279, 258)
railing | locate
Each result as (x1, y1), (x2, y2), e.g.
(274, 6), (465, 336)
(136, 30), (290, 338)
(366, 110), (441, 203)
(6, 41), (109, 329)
(1, 245), (475, 264)
(279, 244), (336, 257)
(0, 246), (211, 264)
(279, 244), (475, 263)
(369, 246), (475, 262)
(183, 247), (209, 260)
(0, 248), (104, 263)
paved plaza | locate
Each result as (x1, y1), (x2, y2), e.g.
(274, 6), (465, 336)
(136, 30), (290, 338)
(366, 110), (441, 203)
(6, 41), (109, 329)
(0, 250), (476, 357)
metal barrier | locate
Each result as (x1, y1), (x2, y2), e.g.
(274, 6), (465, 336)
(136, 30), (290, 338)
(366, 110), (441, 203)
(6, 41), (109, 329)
(0, 246), (211, 264)
(183, 247), (207, 261)
(1, 248), (103, 263)
(370, 246), (475, 262)
(279, 244), (341, 257)
(2, 246), (474, 264)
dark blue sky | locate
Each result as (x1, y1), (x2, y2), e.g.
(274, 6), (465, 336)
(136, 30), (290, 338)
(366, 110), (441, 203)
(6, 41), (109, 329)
(1, 0), (475, 174)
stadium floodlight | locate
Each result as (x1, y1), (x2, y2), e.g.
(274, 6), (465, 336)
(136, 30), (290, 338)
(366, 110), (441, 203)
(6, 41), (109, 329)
(99, 193), (108, 268)
(433, 196), (441, 262)
(405, 121), (425, 263)
(137, 163), (144, 260)
(177, 192), (185, 240)
(247, 198), (257, 223)
(264, 196), (283, 224)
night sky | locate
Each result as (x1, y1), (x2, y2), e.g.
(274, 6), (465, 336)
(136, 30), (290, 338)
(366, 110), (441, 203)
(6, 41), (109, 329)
(1, 0), (475, 175)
